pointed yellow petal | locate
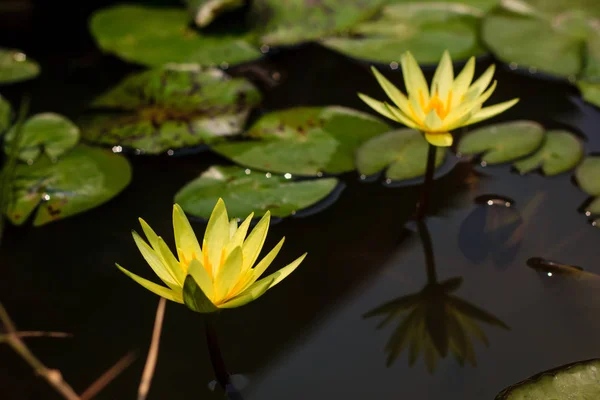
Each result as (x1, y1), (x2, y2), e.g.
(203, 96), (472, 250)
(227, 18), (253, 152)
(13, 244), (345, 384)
(187, 258), (214, 300)
(132, 231), (178, 288)
(451, 57), (475, 108)
(370, 66), (412, 115)
(172, 204), (202, 263)
(431, 50), (454, 101)
(408, 94), (426, 122)
(242, 211), (270, 271)
(241, 237), (285, 291)
(464, 64), (495, 101)
(155, 237), (185, 284)
(139, 218), (160, 251)
(117, 264), (183, 303)
(401, 52), (430, 104)
(384, 103), (420, 129)
(218, 278), (274, 309)
(423, 110), (443, 132)
(225, 212), (253, 255)
(475, 80), (497, 105)
(443, 97), (481, 127)
(229, 218), (237, 239)
(445, 107), (479, 131)
(425, 132), (453, 147)
(215, 246), (243, 301)
(465, 98), (519, 126)
(183, 275), (218, 313)
(358, 93), (398, 121)
(253, 253), (307, 290)
(204, 198), (230, 275)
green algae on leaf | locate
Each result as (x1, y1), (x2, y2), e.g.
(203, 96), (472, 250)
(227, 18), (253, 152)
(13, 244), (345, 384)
(185, 0), (246, 27)
(513, 130), (583, 176)
(252, 0), (384, 46)
(211, 106), (390, 176)
(575, 156), (600, 196)
(0, 94), (12, 133)
(323, 2), (485, 65)
(457, 121), (545, 165)
(495, 359), (600, 399)
(3, 113), (80, 163)
(356, 129), (446, 181)
(0, 48), (40, 84)
(175, 165), (339, 219)
(4, 145), (131, 226)
(80, 64), (261, 154)
(482, 1), (600, 79)
(89, 5), (261, 67)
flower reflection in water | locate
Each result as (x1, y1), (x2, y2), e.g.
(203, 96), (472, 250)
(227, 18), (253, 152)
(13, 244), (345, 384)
(365, 221), (509, 372)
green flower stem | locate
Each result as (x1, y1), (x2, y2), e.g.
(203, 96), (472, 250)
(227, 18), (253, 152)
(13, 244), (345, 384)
(417, 220), (437, 285)
(416, 142), (437, 221)
(205, 315), (244, 399)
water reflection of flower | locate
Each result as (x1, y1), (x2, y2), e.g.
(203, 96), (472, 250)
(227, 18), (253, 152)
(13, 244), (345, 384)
(365, 222), (509, 372)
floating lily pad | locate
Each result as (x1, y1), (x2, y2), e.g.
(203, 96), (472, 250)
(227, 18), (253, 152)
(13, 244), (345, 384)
(80, 64), (261, 154)
(323, 2), (485, 65)
(175, 165), (340, 219)
(90, 5), (261, 67)
(587, 197), (600, 215)
(577, 80), (600, 108)
(496, 359), (600, 399)
(4, 113), (80, 163)
(388, 0), (500, 12)
(482, 1), (600, 79)
(5, 145), (131, 226)
(212, 106), (390, 176)
(0, 48), (40, 84)
(513, 130), (583, 175)
(355, 129), (446, 181)
(0, 94), (11, 133)
(575, 156), (600, 196)
(252, 0), (384, 46)
(185, 0), (245, 27)
(457, 121), (545, 165)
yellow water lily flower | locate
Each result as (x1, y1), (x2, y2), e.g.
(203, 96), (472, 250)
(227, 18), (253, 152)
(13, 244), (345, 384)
(117, 199), (306, 312)
(358, 51), (519, 147)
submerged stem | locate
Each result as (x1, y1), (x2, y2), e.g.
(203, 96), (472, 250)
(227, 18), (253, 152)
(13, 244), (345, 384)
(416, 143), (437, 221)
(205, 315), (244, 399)
(417, 220), (437, 285)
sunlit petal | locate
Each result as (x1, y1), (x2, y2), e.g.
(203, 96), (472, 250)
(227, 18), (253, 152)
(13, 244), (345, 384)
(370, 66), (412, 115)
(117, 264), (183, 303)
(215, 246), (243, 301)
(132, 231), (178, 288)
(465, 98), (520, 126)
(425, 132), (453, 147)
(183, 275), (218, 313)
(203, 198), (230, 276)
(431, 50), (453, 101)
(255, 253), (307, 290)
(451, 57), (475, 108)
(464, 64), (495, 101)
(358, 93), (399, 122)
(225, 212), (253, 255)
(187, 258), (214, 301)
(423, 110), (444, 132)
(384, 103), (420, 129)
(401, 52), (430, 105)
(156, 237), (185, 284)
(229, 218), (237, 239)
(172, 204), (202, 263)
(219, 278), (274, 309)
(242, 211), (270, 271)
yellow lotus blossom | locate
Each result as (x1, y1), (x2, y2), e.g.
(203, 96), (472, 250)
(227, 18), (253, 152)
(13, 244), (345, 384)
(358, 51), (519, 147)
(117, 199), (306, 312)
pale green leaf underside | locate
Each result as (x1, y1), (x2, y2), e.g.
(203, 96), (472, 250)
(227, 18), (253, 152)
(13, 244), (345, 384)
(513, 130), (583, 175)
(356, 129), (446, 180)
(457, 120), (545, 164)
(176, 165), (339, 219)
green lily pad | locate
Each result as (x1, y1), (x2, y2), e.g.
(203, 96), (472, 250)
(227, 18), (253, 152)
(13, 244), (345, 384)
(185, 0), (246, 27)
(3, 113), (80, 163)
(575, 156), (600, 196)
(457, 121), (545, 165)
(513, 130), (583, 175)
(5, 145), (131, 226)
(482, 1), (600, 79)
(586, 197), (600, 215)
(323, 2), (485, 65)
(355, 129), (446, 181)
(211, 106), (391, 176)
(175, 165), (340, 219)
(577, 80), (600, 108)
(252, 0), (384, 46)
(387, 0), (500, 12)
(496, 359), (600, 399)
(89, 5), (261, 67)
(0, 94), (12, 133)
(0, 48), (40, 84)
(80, 64), (261, 154)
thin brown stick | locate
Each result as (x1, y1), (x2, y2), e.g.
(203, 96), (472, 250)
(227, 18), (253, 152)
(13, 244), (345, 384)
(0, 331), (72, 342)
(138, 297), (167, 400)
(0, 302), (80, 400)
(80, 352), (137, 400)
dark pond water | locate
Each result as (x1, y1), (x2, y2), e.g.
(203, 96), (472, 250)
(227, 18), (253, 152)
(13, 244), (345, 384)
(2, 2), (600, 399)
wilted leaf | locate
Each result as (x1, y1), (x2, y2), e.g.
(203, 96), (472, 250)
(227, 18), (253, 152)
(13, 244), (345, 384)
(457, 121), (545, 164)
(575, 156), (600, 196)
(4, 145), (131, 226)
(80, 64), (261, 154)
(0, 48), (40, 84)
(89, 5), (261, 67)
(4, 113), (80, 163)
(355, 129), (446, 181)
(212, 106), (390, 175)
(513, 130), (583, 175)
(175, 165), (340, 219)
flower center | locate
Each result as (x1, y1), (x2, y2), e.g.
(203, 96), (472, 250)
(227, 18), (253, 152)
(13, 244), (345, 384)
(424, 90), (452, 120)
